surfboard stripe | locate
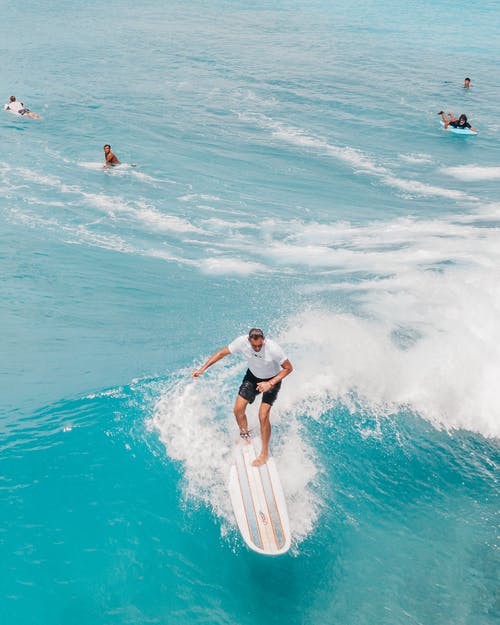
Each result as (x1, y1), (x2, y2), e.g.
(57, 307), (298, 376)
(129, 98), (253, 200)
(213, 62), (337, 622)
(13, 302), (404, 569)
(259, 462), (286, 549)
(229, 439), (291, 555)
(245, 450), (275, 550)
(235, 445), (262, 549)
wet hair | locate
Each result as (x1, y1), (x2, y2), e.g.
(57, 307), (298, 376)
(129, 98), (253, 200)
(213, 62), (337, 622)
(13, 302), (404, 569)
(103, 144), (111, 149)
(459, 114), (468, 123)
(464, 77), (470, 82)
(248, 328), (264, 338)
(10, 96), (16, 102)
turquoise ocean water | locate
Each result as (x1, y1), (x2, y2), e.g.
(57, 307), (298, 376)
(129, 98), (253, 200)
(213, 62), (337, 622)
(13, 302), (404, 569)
(1, 1), (499, 623)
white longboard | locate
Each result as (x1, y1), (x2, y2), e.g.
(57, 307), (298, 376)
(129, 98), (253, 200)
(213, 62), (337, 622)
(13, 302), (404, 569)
(228, 439), (291, 555)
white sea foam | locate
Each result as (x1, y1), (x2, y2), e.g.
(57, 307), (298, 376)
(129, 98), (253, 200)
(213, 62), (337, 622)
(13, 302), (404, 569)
(26, 198), (67, 207)
(231, 212), (500, 439)
(179, 193), (222, 202)
(5, 165), (188, 237)
(267, 119), (389, 176)
(400, 153), (434, 164)
(242, 114), (476, 200)
(5, 155), (494, 283)
(260, 216), (487, 274)
(464, 201), (500, 222)
(64, 228), (137, 254)
(147, 248), (189, 264)
(200, 257), (267, 275)
(274, 262), (500, 439)
(77, 192), (200, 234)
(78, 161), (104, 171)
(444, 165), (500, 182)
(17, 168), (62, 187)
(7, 207), (137, 255)
(78, 161), (171, 185)
(132, 202), (200, 233)
(383, 175), (473, 200)
(129, 169), (159, 184)
(202, 217), (257, 230)
(150, 367), (321, 547)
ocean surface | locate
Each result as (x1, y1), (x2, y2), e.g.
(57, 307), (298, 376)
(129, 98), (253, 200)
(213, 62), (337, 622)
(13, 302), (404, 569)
(1, 1), (499, 623)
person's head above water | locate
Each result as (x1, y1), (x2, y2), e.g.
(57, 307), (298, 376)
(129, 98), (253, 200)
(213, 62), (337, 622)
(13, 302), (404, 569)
(458, 114), (468, 125)
(103, 144), (111, 151)
(9, 96), (16, 102)
(464, 77), (471, 88)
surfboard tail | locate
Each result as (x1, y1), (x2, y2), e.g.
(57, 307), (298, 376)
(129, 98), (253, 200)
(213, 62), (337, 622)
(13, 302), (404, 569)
(228, 441), (291, 555)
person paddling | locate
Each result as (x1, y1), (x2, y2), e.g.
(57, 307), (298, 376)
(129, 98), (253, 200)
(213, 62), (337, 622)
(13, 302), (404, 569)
(437, 111), (478, 133)
(4, 95), (41, 119)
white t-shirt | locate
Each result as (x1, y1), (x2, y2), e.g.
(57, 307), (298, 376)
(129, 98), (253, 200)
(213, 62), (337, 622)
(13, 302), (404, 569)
(228, 335), (287, 379)
(5, 101), (24, 113)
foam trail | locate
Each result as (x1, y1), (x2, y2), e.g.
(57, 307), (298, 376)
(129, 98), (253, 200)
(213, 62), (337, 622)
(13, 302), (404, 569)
(78, 161), (104, 170)
(241, 114), (476, 200)
(276, 260), (500, 439)
(444, 165), (500, 181)
(400, 153), (434, 164)
(4, 164), (195, 235)
(260, 215), (495, 275)
(150, 366), (321, 547)
(179, 194), (222, 203)
(200, 257), (268, 275)
(78, 161), (163, 184)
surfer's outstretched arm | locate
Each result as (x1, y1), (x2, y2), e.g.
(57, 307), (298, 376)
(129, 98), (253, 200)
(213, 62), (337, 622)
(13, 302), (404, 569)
(192, 346), (230, 378)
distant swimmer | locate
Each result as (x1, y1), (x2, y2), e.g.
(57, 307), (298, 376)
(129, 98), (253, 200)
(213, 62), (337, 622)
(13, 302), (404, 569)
(464, 77), (472, 88)
(192, 328), (293, 466)
(4, 95), (41, 119)
(437, 111), (478, 133)
(103, 144), (120, 167)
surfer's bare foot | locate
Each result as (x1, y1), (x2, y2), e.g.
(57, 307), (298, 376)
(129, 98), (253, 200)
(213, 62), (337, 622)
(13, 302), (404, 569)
(252, 453), (267, 467)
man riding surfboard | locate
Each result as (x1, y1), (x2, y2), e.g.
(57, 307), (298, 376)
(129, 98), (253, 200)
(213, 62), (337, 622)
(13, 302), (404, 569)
(192, 328), (293, 466)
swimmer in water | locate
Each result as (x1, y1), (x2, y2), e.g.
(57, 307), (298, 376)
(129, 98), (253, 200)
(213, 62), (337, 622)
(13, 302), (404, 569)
(103, 144), (120, 167)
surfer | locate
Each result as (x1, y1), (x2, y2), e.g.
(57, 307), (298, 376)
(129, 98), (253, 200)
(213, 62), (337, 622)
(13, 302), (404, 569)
(437, 111), (478, 132)
(192, 328), (293, 466)
(103, 144), (120, 167)
(3, 95), (41, 119)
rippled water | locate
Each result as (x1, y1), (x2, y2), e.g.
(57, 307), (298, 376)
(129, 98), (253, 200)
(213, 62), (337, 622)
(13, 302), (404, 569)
(1, 1), (499, 624)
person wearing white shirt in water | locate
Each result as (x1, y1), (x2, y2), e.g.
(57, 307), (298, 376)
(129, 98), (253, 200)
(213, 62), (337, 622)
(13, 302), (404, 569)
(4, 96), (41, 118)
(192, 328), (293, 466)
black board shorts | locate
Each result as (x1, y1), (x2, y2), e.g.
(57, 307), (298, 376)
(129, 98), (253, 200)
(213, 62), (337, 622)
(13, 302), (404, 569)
(238, 369), (282, 406)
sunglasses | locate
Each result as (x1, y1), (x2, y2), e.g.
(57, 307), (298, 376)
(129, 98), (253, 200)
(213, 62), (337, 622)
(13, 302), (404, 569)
(249, 334), (264, 340)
